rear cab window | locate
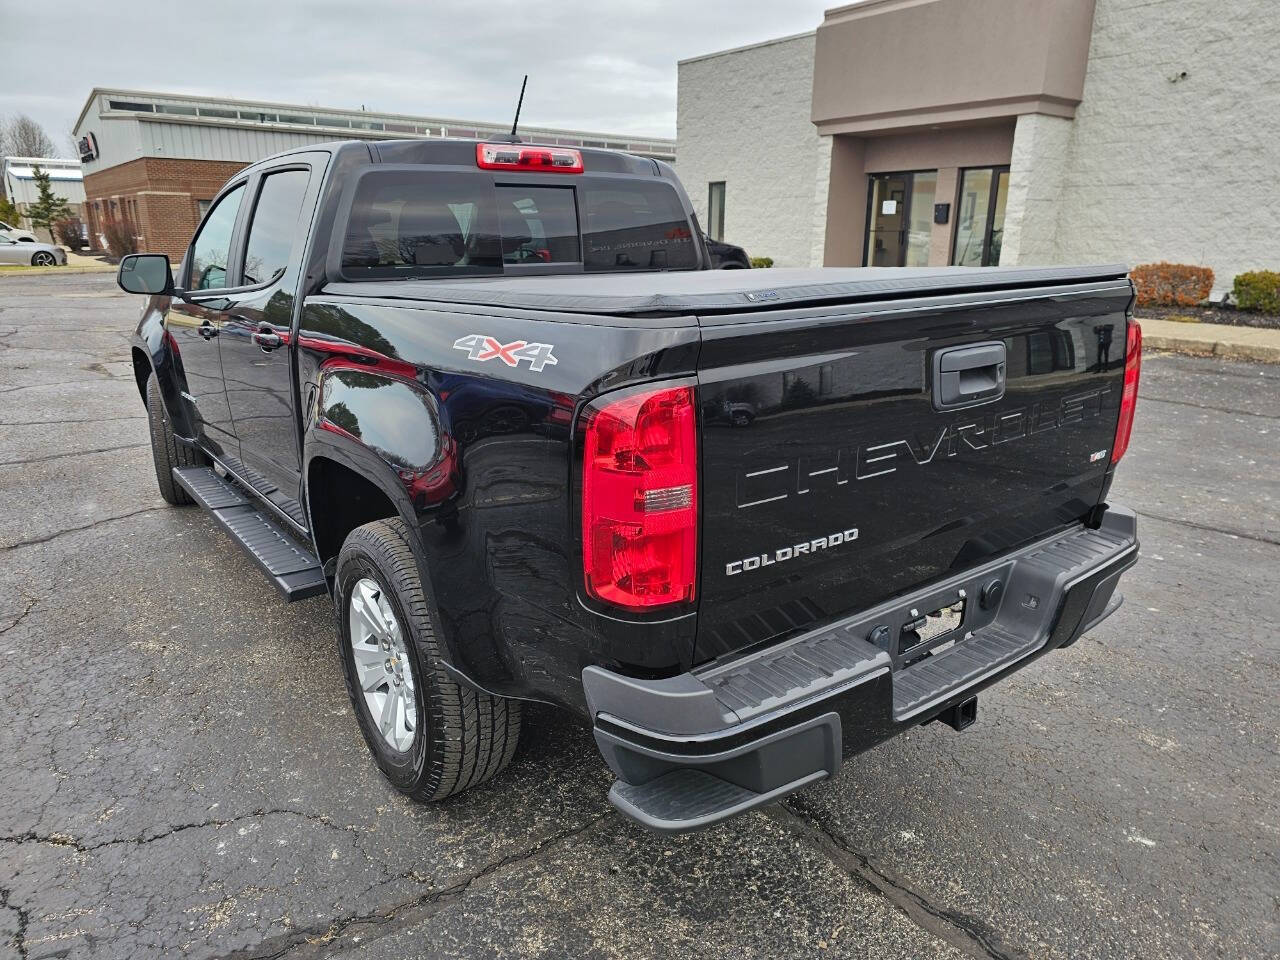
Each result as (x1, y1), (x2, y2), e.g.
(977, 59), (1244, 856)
(581, 181), (696, 271)
(337, 165), (698, 279)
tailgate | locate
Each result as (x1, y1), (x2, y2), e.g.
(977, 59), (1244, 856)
(693, 277), (1133, 663)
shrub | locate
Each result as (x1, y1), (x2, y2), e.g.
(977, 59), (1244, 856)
(54, 218), (83, 250)
(1130, 262), (1214, 307)
(1232, 270), (1280, 315)
(101, 217), (138, 261)
(749, 256), (773, 269)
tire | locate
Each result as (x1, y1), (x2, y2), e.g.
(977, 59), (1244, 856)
(145, 373), (205, 505)
(336, 518), (520, 801)
(31, 251), (56, 266)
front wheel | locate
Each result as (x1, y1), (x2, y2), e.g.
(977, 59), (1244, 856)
(145, 374), (206, 505)
(31, 251), (56, 266)
(336, 518), (521, 801)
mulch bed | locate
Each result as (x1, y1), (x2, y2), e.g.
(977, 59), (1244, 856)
(1135, 304), (1280, 330)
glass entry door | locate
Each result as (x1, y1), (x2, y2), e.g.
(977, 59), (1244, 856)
(865, 171), (937, 267)
(952, 166), (1010, 267)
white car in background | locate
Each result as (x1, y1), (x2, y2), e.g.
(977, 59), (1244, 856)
(0, 219), (38, 243)
(0, 236), (66, 266)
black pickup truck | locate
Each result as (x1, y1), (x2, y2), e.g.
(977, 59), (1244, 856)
(117, 138), (1141, 832)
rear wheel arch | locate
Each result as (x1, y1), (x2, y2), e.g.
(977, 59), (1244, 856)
(306, 455), (403, 572)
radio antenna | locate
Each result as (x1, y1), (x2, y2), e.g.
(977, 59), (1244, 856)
(511, 75), (528, 137)
(493, 75), (528, 144)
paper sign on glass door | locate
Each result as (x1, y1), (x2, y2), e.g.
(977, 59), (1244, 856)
(881, 200), (898, 215)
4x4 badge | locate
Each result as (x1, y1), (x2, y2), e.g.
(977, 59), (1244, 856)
(453, 334), (558, 372)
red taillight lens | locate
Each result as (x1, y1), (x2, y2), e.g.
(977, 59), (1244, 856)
(581, 385), (697, 611)
(476, 142), (583, 174)
(1111, 320), (1142, 464)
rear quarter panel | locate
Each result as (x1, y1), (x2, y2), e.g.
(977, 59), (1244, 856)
(296, 296), (701, 710)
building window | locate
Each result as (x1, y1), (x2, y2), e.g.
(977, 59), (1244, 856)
(707, 181), (726, 242)
(107, 99), (154, 112)
(952, 167), (1010, 267)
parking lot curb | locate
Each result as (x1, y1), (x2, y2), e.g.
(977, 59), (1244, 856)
(1137, 316), (1280, 364)
(0, 264), (116, 277)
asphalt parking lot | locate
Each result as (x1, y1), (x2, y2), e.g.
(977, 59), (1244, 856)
(1, 271), (1277, 960)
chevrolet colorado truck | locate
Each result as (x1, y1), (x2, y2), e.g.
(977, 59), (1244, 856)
(117, 138), (1141, 832)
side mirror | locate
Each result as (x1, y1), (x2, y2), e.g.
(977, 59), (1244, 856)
(117, 254), (174, 296)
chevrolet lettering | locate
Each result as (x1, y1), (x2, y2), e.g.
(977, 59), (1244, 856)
(738, 387), (1114, 510)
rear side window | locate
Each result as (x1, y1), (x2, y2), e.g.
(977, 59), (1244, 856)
(341, 170), (502, 278)
(581, 181), (697, 272)
(242, 169), (310, 286)
(189, 183), (245, 290)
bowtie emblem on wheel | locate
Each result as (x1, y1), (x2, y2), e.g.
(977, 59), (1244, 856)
(453, 334), (558, 372)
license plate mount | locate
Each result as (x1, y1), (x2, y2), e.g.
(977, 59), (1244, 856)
(899, 598), (965, 655)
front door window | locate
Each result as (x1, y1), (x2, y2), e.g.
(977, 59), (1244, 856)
(188, 183), (245, 289)
(865, 171), (936, 267)
(952, 167), (1010, 267)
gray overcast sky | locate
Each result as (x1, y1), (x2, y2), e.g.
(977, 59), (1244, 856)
(2, 1), (833, 154)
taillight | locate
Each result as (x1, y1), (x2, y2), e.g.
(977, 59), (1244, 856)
(581, 385), (697, 611)
(476, 143), (583, 174)
(1111, 320), (1142, 464)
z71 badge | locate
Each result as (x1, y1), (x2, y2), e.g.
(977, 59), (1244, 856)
(453, 334), (558, 372)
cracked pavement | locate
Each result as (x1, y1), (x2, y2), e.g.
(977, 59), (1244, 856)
(1, 272), (1277, 959)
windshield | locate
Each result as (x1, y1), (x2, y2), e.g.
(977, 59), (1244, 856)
(339, 169), (698, 279)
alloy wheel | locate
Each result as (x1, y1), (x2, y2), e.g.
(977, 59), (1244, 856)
(348, 577), (417, 752)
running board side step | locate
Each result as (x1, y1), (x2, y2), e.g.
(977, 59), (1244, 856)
(172, 466), (327, 601)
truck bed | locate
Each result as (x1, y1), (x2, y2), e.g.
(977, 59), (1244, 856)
(323, 264), (1130, 317)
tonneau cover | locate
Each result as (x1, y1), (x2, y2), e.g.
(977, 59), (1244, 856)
(322, 264), (1129, 316)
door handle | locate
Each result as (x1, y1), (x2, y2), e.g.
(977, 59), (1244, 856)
(198, 321), (218, 340)
(252, 329), (283, 351)
(932, 341), (1006, 410)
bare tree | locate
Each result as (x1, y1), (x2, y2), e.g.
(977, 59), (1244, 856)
(1, 114), (59, 158)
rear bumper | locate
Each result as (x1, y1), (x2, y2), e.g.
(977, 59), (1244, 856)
(584, 504), (1139, 832)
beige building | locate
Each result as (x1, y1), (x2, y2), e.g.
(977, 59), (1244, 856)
(677, 0), (1280, 294)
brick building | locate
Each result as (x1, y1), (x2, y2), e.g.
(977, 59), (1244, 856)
(72, 88), (676, 260)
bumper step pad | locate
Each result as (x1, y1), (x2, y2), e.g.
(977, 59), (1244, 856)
(893, 625), (1032, 717)
(610, 768), (828, 833)
(172, 467), (326, 601)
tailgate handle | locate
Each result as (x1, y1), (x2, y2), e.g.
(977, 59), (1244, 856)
(932, 341), (1006, 410)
